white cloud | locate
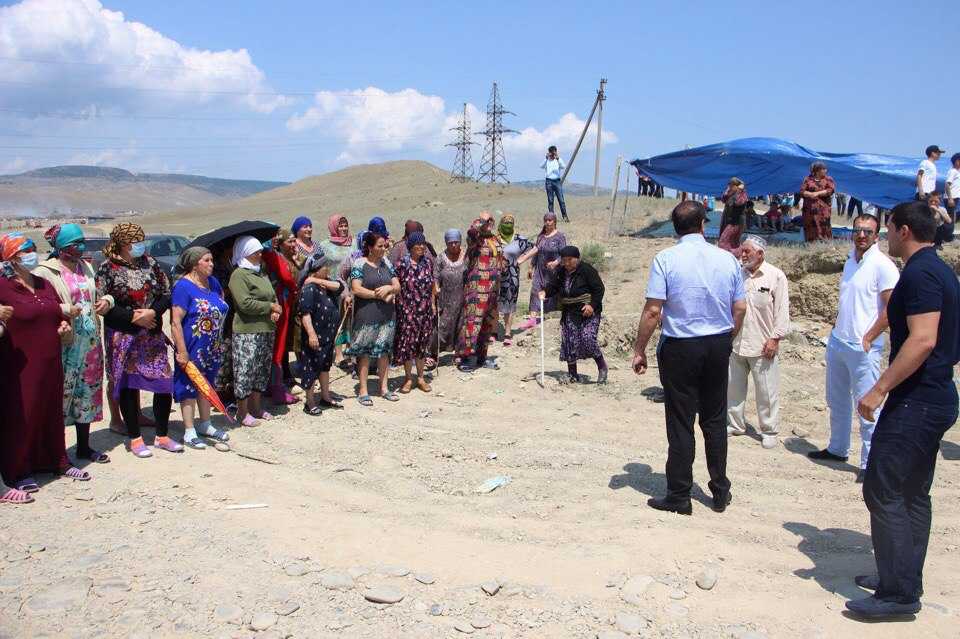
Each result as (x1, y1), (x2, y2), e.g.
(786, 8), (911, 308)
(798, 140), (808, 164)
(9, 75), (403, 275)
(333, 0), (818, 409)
(287, 87), (617, 166)
(0, 0), (288, 114)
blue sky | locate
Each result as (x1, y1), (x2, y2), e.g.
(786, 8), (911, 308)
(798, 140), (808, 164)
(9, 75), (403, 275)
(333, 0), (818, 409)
(0, 0), (956, 184)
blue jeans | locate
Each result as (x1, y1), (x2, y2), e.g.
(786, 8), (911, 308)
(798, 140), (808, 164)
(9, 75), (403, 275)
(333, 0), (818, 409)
(864, 397), (958, 603)
(545, 178), (567, 218)
(825, 335), (882, 467)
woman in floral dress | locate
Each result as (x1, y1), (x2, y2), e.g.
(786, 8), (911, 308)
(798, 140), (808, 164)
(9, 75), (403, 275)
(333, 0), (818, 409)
(456, 217), (505, 371)
(496, 213), (533, 346)
(35, 224), (111, 464)
(96, 223), (181, 458)
(298, 251), (345, 415)
(434, 229), (467, 355)
(518, 212), (566, 330)
(393, 232), (435, 393)
(170, 247), (231, 449)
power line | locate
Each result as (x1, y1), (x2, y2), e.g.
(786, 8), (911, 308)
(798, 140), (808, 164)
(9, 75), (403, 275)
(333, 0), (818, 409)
(446, 103), (476, 183)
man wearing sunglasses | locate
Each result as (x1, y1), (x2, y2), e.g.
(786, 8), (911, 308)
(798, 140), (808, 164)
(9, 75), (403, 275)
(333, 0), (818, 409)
(808, 214), (899, 482)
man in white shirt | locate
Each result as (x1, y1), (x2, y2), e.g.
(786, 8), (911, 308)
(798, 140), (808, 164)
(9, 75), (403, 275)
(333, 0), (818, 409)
(808, 214), (900, 482)
(540, 146), (569, 222)
(916, 145), (943, 200)
(727, 235), (790, 449)
(944, 152), (960, 241)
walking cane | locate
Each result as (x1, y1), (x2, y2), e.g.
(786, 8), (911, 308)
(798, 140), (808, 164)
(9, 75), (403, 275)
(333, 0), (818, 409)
(539, 303), (546, 388)
(435, 306), (441, 379)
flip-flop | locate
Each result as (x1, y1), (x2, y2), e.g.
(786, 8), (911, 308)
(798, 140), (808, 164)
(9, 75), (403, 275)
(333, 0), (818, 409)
(204, 429), (230, 442)
(318, 399), (344, 409)
(0, 488), (34, 504)
(13, 478), (39, 494)
(457, 364), (475, 373)
(184, 435), (207, 450)
(382, 391), (400, 402)
(61, 466), (91, 481)
(82, 449), (111, 464)
(303, 405), (323, 417)
(357, 395), (374, 407)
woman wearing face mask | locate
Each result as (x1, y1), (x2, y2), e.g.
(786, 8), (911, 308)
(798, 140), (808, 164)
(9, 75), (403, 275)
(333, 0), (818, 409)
(35, 224), (112, 466)
(0, 232), (86, 494)
(228, 236), (281, 426)
(262, 229), (300, 405)
(496, 213), (534, 346)
(96, 223), (179, 458)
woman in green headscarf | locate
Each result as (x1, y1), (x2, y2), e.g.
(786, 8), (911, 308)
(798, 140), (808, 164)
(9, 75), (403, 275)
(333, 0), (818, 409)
(496, 213), (533, 346)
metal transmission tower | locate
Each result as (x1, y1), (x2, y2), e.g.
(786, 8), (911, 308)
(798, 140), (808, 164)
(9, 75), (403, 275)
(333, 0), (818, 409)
(446, 103), (477, 182)
(475, 82), (517, 184)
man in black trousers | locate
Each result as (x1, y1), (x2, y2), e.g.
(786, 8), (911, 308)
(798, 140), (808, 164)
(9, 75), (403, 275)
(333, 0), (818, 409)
(850, 200), (960, 619)
(632, 200), (747, 515)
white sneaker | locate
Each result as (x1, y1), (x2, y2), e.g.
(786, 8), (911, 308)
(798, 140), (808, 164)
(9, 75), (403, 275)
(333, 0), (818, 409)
(761, 435), (779, 449)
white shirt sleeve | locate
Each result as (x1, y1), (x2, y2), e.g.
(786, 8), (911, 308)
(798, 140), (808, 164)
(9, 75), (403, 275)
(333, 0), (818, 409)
(540, 160), (547, 170)
(877, 257), (900, 292)
(645, 255), (667, 300)
(558, 158), (566, 171)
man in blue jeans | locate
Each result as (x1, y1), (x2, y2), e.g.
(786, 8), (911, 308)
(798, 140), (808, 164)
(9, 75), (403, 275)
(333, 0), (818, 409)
(849, 200), (960, 619)
(541, 146), (569, 222)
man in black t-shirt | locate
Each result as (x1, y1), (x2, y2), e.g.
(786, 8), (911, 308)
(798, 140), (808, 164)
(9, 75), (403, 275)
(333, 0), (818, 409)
(848, 200), (960, 619)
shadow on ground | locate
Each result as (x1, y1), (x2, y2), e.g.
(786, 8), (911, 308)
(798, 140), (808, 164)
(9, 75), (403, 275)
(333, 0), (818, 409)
(784, 521), (874, 601)
(609, 462), (713, 508)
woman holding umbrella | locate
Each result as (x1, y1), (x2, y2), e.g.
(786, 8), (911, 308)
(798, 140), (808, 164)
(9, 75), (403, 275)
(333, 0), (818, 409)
(170, 247), (231, 449)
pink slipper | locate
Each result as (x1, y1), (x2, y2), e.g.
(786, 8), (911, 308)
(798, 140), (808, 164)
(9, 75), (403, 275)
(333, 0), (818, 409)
(518, 317), (539, 330)
(254, 411), (273, 421)
(241, 414), (261, 427)
(129, 437), (152, 458)
(0, 488), (34, 504)
(154, 436), (184, 453)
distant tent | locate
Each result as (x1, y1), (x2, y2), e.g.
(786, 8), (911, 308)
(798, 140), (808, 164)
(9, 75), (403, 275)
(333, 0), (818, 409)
(631, 137), (950, 210)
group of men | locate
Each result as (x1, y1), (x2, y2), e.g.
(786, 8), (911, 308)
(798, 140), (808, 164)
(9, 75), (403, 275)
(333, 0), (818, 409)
(631, 199), (959, 620)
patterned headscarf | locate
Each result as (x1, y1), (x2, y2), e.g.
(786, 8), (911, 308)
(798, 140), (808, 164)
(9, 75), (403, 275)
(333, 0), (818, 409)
(0, 232), (35, 277)
(327, 214), (352, 246)
(497, 213), (516, 244)
(104, 222), (145, 263)
(44, 223), (84, 257)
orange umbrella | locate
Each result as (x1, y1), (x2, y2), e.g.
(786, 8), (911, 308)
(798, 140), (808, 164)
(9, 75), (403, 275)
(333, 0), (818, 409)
(163, 335), (235, 423)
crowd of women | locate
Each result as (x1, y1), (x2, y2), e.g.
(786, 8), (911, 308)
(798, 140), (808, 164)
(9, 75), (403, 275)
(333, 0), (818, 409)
(0, 210), (607, 505)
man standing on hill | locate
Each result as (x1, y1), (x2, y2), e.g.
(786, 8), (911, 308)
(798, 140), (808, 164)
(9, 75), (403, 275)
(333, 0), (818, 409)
(916, 145), (943, 200)
(541, 146), (569, 223)
(632, 200), (746, 516)
(808, 214), (899, 482)
(847, 200), (960, 619)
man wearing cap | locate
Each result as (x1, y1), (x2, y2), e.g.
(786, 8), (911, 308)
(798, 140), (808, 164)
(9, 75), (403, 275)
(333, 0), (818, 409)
(808, 213), (899, 482)
(727, 235), (790, 449)
(633, 200), (746, 516)
(916, 145), (943, 200)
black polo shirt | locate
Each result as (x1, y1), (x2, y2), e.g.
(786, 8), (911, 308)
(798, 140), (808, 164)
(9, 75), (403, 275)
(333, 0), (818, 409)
(886, 246), (960, 405)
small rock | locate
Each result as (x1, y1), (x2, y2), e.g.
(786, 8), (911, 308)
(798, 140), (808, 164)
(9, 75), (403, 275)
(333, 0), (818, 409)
(249, 612), (278, 631)
(214, 442), (231, 452)
(276, 601), (300, 616)
(381, 565), (410, 577)
(414, 573), (435, 585)
(363, 586), (404, 604)
(615, 612), (644, 634)
(321, 571), (354, 590)
(347, 566), (369, 579)
(597, 631), (628, 639)
(429, 603), (444, 616)
(667, 602), (688, 617)
(669, 589), (686, 600)
(696, 564), (720, 590)
(28, 544), (46, 553)
(284, 561), (310, 577)
(471, 615), (492, 629)
(213, 604), (244, 625)
(606, 572), (627, 588)
(481, 580), (501, 596)
(486, 452), (498, 460)
(620, 575), (654, 605)
(454, 620), (475, 634)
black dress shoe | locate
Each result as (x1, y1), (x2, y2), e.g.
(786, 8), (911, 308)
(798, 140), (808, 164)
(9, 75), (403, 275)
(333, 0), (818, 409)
(597, 369), (608, 384)
(712, 492), (732, 513)
(807, 448), (849, 462)
(561, 214), (570, 223)
(647, 497), (692, 516)
(845, 595), (920, 618)
(856, 470), (866, 483)
(855, 575), (923, 597)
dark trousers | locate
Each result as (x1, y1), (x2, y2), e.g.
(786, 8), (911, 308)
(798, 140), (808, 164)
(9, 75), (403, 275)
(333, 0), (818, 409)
(119, 388), (172, 439)
(657, 332), (732, 502)
(847, 197), (863, 216)
(545, 178), (567, 217)
(864, 398), (958, 604)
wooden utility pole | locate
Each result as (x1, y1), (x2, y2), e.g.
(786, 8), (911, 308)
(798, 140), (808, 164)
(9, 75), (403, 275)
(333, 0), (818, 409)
(593, 78), (606, 196)
(606, 154), (622, 237)
(561, 78), (607, 187)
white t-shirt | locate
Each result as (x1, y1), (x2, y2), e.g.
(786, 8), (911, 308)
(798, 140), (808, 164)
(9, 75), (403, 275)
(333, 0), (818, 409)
(946, 167), (960, 200)
(832, 243), (900, 345)
(918, 159), (937, 195)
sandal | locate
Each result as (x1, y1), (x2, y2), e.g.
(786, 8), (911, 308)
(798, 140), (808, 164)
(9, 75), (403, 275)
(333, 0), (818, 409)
(254, 411), (274, 421)
(0, 487), (34, 504)
(318, 398), (344, 409)
(129, 437), (152, 458)
(481, 358), (500, 370)
(80, 449), (110, 464)
(154, 436), (184, 453)
(357, 395), (374, 407)
(184, 435), (207, 450)
(417, 379), (432, 393)
(203, 429), (230, 442)
(382, 391), (400, 402)
(303, 405), (323, 417)
(399, 378), (414, 394)
(457, 363), (475, 373)
(61, 466), (91, 481)
(14, 478), (39, 494)
(240, 414), (261, 428)
(503, 339), (512, 347)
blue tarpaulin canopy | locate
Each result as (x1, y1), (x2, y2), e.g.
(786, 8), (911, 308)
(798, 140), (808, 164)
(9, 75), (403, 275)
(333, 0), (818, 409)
(631, 137), (950, 210)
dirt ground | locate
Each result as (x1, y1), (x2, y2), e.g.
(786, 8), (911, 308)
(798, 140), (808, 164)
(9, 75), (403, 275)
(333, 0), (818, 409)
(2, 179), (960, 639)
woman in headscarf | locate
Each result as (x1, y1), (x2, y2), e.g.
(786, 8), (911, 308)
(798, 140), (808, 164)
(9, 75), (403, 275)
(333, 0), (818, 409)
(0, 305), (35, 503)
(346, 232), (400, 405)
(1, 234), (87, 492)
(718, 177), (748, 256)
(228, 236), (281, 427)
(96, 223), (180, 458)
(389, 219), (438, 265)
(317, 214), (355, 364)
(262, 229), (300, 405)
(291, 216), (314, 266)
(34, 224), (112, 465)
(799, 162), (836, 242)
(298, 251), (345, 415)
(456, 216), (505, 371)
(434, 229), (467, 356)
(211, 241), (237, 406)
(496, 213), (534, 346)
(518, 212), (567, 330)
(170, 247), (231, 449)
(539, 245), (608, 384)
(393, 231), (436, 393)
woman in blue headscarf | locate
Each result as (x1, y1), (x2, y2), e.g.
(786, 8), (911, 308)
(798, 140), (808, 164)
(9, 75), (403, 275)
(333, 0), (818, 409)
(35, 224), (113, 464)
(292, 216), (314, 266)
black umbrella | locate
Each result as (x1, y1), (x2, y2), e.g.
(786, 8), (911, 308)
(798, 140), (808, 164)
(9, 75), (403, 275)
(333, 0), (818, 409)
(186, 220), (280, 252)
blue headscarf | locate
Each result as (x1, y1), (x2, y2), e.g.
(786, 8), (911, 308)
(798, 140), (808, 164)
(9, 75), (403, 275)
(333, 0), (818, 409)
(291, 216), (312, 236)
(405, 231), (426, 251)
(367, 216), (388, 238)
(443, 229), (462, 244)
(44, 223), (84, 257)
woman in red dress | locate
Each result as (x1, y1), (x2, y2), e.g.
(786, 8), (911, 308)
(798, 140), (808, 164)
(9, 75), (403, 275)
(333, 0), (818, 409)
(0, 233), (89, 496)
(262, 229), (300, 404)
(800, 162), (836, 242)
(456, 217), (505, 372)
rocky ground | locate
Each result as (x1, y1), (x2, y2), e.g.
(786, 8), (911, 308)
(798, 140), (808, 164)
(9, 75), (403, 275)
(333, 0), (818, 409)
(2, 194), (960, 639)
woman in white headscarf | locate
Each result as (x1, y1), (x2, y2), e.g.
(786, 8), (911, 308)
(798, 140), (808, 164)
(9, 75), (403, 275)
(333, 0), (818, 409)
(228, 236), (281, 427)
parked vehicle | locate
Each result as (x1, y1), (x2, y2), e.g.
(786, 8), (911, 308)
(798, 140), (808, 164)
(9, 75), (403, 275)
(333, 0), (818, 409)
(81, 234), (189, 277)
